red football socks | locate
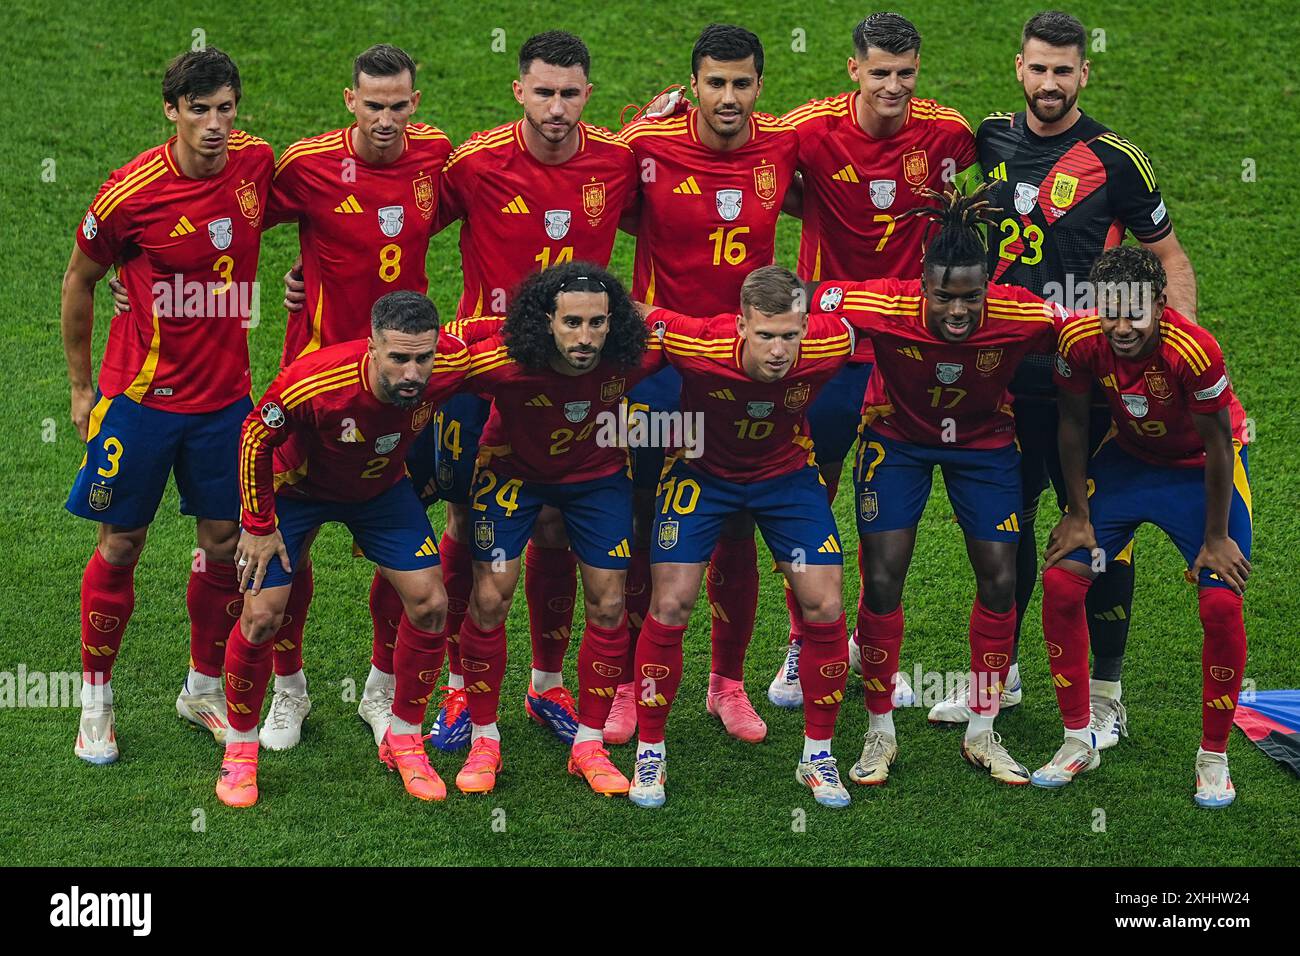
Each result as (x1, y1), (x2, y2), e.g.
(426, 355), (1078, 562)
(80, 549), (135, 685)
(439, 530), (472, 679)
(458, 615), (507, 726)
(224, 622), (272, 734)
(1041, 566), (1093, 730)
(857, 604), (904, 715)
(967, 599), (1016, 717)
(707, 535), (758, 681)
(525, 542), (577, 673)
(577, 616), (630, 729)
(391, 614), (448, 727)
(1198, 587), (1248, 751)
(368, 570), (403, 673)
(272, 565), (313, 676)
(633, 614), (687, 744)
(800, 614), (849, 740)
(186, 558), (240, 678)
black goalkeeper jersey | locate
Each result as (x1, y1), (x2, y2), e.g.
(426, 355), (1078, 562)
(977, 109), (1172, 396)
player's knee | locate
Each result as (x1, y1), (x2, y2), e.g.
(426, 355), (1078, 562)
(798, 590), (843, 624)
(240, 604), (284, 644)
(861, 566), (904, 615)
(97, 527), (146, 566)
(584, 592), (626, 630)
(649, 590), (694, 628)
(405, 593), (447, 633)
(977, 566), (1016, 614)
(470, 588), (510, 631)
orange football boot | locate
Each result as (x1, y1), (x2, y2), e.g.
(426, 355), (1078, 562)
(216, 741), (259, 808)
(568, 739), (630, 796)
(456, 736), (503, 794)
(379, 728), (447, 801)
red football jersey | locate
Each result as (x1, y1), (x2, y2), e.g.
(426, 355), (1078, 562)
(784, 95), (976, 365)
(240, 334), (469, 534)
(268, 123), (453, 364)
(654, 309), (854, 482)
(828, 278), (1062, 448)
(1054, 309), (1248, 468)
(436, 121), (637, 318)
(622, 110), (799, 314)
(463, 333), (665, 483)
(76, 132), (274, 413)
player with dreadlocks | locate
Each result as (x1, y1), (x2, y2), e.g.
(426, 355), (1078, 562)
(812, 184), (1070, 786)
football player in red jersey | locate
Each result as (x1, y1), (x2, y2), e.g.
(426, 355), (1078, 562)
(822, 188), (1068, 787)
(61, 49), (273, 764)
(424, 32), (639, 752)
(627, 266), (856, 810)
(217, 292), (470, 807)
(615, 24), (800, 748)
(769, 13), (979, 709)
(1035, 247), (1250, 808)
(452, 263), (661, 797)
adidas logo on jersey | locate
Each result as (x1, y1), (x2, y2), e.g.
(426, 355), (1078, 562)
(816, 535), (842, 554)
(501, 195), (531, 214)
(708, 388), (735, 400)
(608, 539), (631, 559)
(414, 536), (438, 558)
(525, 394), (553, 407)
(995, 514), (1021, 533)
(896, 346), (923, 361)
(673, 176), (702, 195)
(831, 164), (859, 183)
(987, 162), (1009, 182)
(334, 195), (363, 214)
(168, 216), (196, 237)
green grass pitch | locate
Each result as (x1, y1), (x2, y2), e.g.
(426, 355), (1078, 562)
(2, 0), (1298, 866)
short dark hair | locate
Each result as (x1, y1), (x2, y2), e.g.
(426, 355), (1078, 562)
(162, 48), (241, 107)
(741, 266), (804, 317)
(1089, 245), (1167, 300)
(505, 262), (645, 370)
(371, 290), (440, 336)
(853, 12), (922, 58)
(691, 23), (764, 78)
(1022, 11), (1087, 56)
(519, 31), (591, 77)
(353, 43), (417, 87)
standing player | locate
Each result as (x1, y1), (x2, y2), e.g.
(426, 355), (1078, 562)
(217, 291), (468, 807)
(769, 12), (979, 708)
(948, 10), (1199, 734)
(1034, 247), (1249, 808)
(423, 32), (639, 753)
(629, 266), (855, 809)
(614, 24), (800, 747)
(452, 263), (661, 797)
(827, 188), (1066, 787)
(61, 49), (273, 763)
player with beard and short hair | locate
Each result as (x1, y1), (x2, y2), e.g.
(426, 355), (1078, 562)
(62, 47), (273, 764)
(927, 10), (1199, 739)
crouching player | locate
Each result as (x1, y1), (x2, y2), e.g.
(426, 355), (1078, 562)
(1035, 247), (1250, 807)
(452, 263), (662, 797)
(826, 187), (1065, 787)
(217, 291), (469, 807)
(631, 266), (855, 809)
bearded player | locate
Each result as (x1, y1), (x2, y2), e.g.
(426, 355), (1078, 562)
(824, 187), (1068, 786)
(1034, 247), (1249, 808)
(452, 263), (661, 797)
(628, 266), (855, 809)
(61, 48), (273, 763)
(769, 11), (979, 709)
(217, 291), (469, 807)
(614, 24), (800, 748)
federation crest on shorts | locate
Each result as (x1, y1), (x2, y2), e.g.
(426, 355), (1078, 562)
(935, 362), (963, 384)
(260, 401), (285, 428)
(378, 205), (404, 238)
(437, 459), (454, 489)
(564, 401), (591, 423)
(88, 483), (113, 512)
(474, 519), (495, 550)
(657, 519), (679, 550)
(1050, 172), (1079, 209)
(208, 217), (233, 251)
(1145, 370), (1172, 400)
(601, 378), (626, 403)
(544, 209), (571, 240)
(582, 181), (606, 219)
(716, 188), (743, 222)
(869, 179), (896, 210)
(859, 490), (878, 523)
(82, 212), (98, 240)
(753, 163), (778, 202)
(235, 181), (260, 221)
(784, 383), (810, 410)
(1014, 182), (1039, 215)
(818, 286), (844, 311)
(374, 432), (401, 454)
(747, 401), (774, 419)
(1122, 394), (1149, 418)
(412, 402), (432, 431)
(413, 173), (435, 215)
(976, 348), (1003, 373)
(902, 149), (928, 186)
